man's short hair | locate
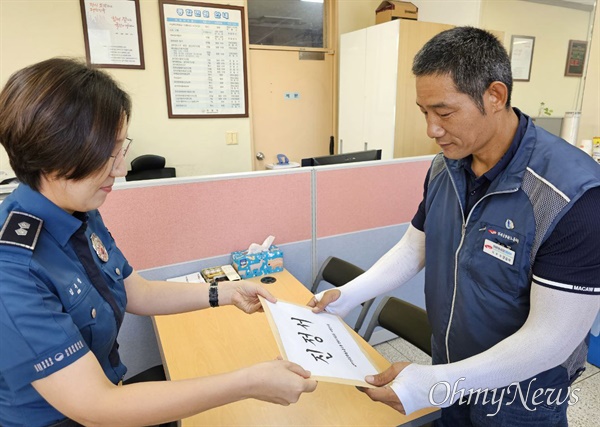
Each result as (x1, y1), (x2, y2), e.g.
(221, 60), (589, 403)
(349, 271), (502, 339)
(0, 57), (131, 190)
(412, 26), (513, 114)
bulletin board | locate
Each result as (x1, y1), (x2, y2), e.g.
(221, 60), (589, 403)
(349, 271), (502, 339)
(565, 40), (587, 77)
(80, 0), (145, 69)
(158, 0), (249, 118)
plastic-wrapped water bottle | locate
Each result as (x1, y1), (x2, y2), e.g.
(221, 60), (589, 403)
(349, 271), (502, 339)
(588, 311), (600, 368)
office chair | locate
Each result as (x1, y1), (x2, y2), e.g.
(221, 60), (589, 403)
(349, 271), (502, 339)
(126, 155), (176, 182)
(311, 256), (375, 332)
(362, 296), (432, 356)
(363, 297), (434, 427)
(0, 177), (18, 185)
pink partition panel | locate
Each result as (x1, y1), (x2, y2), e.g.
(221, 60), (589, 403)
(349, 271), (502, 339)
(100, 173), (311, 270)
(316, 160), (430, 237)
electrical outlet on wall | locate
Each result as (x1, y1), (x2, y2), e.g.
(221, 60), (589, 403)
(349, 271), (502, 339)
(226, 131), (238, 145)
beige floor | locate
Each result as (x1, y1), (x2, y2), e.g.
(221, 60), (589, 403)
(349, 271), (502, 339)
(374, 338), (600, 426)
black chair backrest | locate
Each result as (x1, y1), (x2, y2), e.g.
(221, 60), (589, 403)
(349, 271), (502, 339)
(126, 155), (176, 182)
(321, 257), (365, 288)
(378, 297), (432, 356)
(311, 256), (374, 332)
(130, 155), (166, 172)
(0, 177), (18, 185)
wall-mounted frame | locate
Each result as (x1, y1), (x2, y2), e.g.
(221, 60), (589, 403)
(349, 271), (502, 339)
(509, 35), (535, 82)
(79, 0), (145, 69)
(565, 40), (587, 77)
(158, 0), (249, 118)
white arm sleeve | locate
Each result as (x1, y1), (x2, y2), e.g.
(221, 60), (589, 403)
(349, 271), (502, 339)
(391, 283), (600, 415)
(314, 224), (425, 318)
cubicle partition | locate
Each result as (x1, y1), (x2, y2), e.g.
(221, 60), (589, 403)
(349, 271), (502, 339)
(101, 171), (313, 274)
(100, 156), (433, 377)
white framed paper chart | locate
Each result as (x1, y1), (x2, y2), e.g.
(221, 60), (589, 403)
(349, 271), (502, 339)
(261, 297), (379, 387)
(159, 0), (248, 118)
(510, 35), (535, 82)
(80, 0), (145, 69)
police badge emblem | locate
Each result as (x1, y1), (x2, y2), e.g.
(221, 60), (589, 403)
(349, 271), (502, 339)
(90, 233), (109, 262)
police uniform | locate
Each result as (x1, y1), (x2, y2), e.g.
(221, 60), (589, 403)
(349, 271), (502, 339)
(0, 184), (132, 427)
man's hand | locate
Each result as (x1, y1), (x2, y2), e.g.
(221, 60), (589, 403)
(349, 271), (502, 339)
(307, 289), (341, 313)
(358, 362), (411, 414)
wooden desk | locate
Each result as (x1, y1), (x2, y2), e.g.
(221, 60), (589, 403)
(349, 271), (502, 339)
(153, 270), (439, 426)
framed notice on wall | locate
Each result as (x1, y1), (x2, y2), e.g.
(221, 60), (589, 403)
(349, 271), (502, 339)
(565, 40), (587, 77)
(80, 0), (145, 69)
(510, 35), (535, 82)
(159, 0), (249, 118)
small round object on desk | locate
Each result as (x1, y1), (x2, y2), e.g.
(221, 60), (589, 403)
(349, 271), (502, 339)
(260, 276), (277, 284)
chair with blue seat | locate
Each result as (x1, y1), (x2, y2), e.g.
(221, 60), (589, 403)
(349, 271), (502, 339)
(311, 256), (375, 332)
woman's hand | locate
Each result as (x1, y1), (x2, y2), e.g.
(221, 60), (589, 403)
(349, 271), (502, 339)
(241, 359), (318, 405)
(220, 280), (276, 313)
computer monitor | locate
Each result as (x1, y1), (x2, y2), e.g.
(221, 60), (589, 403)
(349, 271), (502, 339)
(301, 149), (382, 167)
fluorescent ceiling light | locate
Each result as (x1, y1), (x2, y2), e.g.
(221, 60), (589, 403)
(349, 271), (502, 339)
(301, 0), (324, 3)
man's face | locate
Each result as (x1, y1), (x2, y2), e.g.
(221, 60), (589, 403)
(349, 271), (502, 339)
(416, 74), (498, 160)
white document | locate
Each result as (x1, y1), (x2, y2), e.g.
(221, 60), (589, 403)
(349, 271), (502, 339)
(261, 298), (379, 387)
(166, 272), (206, 283)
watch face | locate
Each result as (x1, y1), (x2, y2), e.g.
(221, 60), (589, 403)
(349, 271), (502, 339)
(260, 276), (276, 284)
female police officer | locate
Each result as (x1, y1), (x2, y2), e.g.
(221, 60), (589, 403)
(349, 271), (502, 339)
(0, 58), (317, 427)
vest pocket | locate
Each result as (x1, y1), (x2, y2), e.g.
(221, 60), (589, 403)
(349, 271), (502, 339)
(467, 222), (526, 297)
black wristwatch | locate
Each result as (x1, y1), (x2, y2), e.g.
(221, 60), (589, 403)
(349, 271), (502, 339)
(209, 284), (219, 308)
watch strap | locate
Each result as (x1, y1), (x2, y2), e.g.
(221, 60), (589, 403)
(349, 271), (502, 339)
(209, 284), (219, 308)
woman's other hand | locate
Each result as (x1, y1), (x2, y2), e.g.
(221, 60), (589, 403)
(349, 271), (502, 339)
(241, 360), (318, 405)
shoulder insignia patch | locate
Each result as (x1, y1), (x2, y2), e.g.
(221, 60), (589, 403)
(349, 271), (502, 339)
(0, 211), (43, 251)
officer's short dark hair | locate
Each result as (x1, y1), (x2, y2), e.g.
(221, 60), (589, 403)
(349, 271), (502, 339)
(0, 57), (131, 191)
(412, 26), (512, 114)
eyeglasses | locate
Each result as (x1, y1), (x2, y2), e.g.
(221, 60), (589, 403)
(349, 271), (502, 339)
(109, 137), (133, 171)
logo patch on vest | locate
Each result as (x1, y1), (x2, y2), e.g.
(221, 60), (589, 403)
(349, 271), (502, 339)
(0, 211), (43, 250)
(486, 227), (520, 244)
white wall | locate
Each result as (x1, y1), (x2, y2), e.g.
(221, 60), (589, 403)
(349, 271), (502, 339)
(338, 0), (481, 35)
(480, 0), (592, 118)
(0, 0), (253, 178)
(579, 2), (600, 142)
(412, 0), (480, 26)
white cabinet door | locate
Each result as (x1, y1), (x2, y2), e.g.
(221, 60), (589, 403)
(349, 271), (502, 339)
(338, 20), (399, 158)
(338, 28), (367, 155)
(363, 20), (399, 159)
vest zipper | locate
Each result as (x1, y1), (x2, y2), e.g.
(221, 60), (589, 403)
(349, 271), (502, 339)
(445, 221), (466, 363)
(442, 160), (519, 363)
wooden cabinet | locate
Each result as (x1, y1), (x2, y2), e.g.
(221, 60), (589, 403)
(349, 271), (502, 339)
(338, 20), (453, 159)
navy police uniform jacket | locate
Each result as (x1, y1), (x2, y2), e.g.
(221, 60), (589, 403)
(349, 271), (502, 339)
(423, 113), (600, 397)
(0, 184), (132, 427)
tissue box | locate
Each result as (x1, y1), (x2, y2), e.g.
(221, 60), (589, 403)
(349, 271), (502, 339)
(231, 245), (284, 278)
